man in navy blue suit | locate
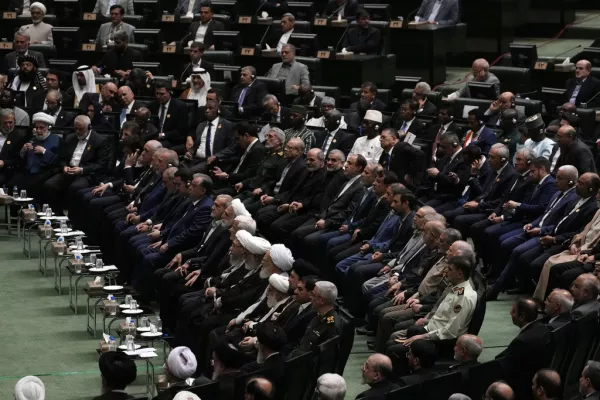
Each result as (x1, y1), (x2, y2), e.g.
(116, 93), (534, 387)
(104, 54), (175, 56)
(463, 109), (496, 155)
(134, 174), (214, 299)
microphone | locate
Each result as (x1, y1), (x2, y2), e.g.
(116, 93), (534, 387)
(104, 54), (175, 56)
(179, 63), (191, 85)
(580, 90), (600, 109)
(335, 24), (350, 52)
(327, 1), (348, 20)
(259, 24), (272, 48)
(255, 0), (268, 16)
(548, 44), (581, 63)
(405, 7), (420, 22)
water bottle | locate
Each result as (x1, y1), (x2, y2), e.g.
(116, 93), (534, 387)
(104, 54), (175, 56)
(74, 252), (83, 273)
(12, 186), (18, 198)
(60, 220), (68, 234)
(125, 334), (135, 351)
(45, 207), (52, 218)
(76, 236), (84, 251)
(155, 316), (162, 333)
(108, 295), (117, 316)
(57, 236), (65, 255)
(107, 336), (117, 352)
(44, 219), (52, 239)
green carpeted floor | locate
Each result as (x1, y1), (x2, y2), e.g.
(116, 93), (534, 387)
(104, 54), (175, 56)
(0, 231), (519, 399)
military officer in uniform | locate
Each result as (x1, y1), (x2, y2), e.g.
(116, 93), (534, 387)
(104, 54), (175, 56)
(236, 128), (287, 213)
(290, 280), (342, 356)
(384, 256), (478, 375)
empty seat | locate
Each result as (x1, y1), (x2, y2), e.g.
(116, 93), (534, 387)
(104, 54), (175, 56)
(489, 66), (532, 95)
(296, 56), (321, 84)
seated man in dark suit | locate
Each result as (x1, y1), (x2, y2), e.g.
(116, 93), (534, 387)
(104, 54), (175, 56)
(419, 132), (470, 208)
(425, 104), (459, 160)
(414, 0), (460, 25)
(78, 82), (121, 114)
(293, 84), (323, 107)
(134, 107), (159, 142)
(43, 115), (111, 214)
(180, 42), (215, 83)
(150, 81), (190, 147)
(463, 109), (497, 155)
(356, 353), (400, 398)
(324, 0), (362, 21)
(379, 127), (425, 189)
(565, 59), (600, 108)
(390, 100), (426, 139)
(231, 66), (269, 118)
(212, 122), (267, 194)
(484, 91), (525, 130)
(267, 13), (296, 53)
(182, 4), (225, 50)
(541, 289), (573, 330)
(261, 94), (292, 131)
(342, 10), (382, 55)
(496, 298), (552, 399)
(44, 90), (75, 128)
(2, 31), (46, 74)
(31, 69), (73, 111)
(93, 351), (137, 400)
(183, 99), (235, 173)
(0, 108), (27, 186)
(315, 109), (355, 157)
(413, 82), (437, 117)
(92, 31), (142, 81)
(570, 273), (600, 318)
(241, 321), (286, 393)
(351, 82), (386, 111)
(552, 124), (596, 176)
(398, 340), (438, 387)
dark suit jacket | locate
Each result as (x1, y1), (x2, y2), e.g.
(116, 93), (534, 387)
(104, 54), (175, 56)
(162, 195), (214, 253)
(416, 0), (460, 25)
(223, 140), (268, 183)
(271, 157), (308, 203)
(465, 126), (496, 155)
(492, 171), (534, 216)
(356, 380), (401, 399)
(97, 47), (143, 77)
(418, 99), (438, 117)
(351, 98), (387, 112)
(381, 211), (416, 256)
(78, 92), (123, 113)
(185, 19), (226, 50)
(61, 131), (111, 177)
(150, 98), (189, 144)
(136, 175), (167, 215)
(342, 25), (382, 55)
(397, 369), (438, 388)
(464, 160), (494, 200)
(241, 151), (286, 192)
(31, 89), (73, 112)
(0, 128), (27, 169)
(511, 175), (557, 223)
(183, 223), (232, 274)
(430, 149), (470, 199)
(314, 129), (355, 156)
(92, 392), (135, 400)
(230, 81), (269, 118)
(50, 109), (75, 128)
(181, 59), (215, 82)
(290, 167), (328, 214)
(2, 50), (46, 74)
(281, 304), (317, 348)
(261, 106), (293, 131)
(571, 299), (600, 319)
(552, 140), (597, 176)
(293, 94), (323, 108)
(320, 176), (365, 228)
(542, 312), (572, 331)
(496, 320), (552, 398)
(342, 189), (376, 230)
(190, 118), (236, 161)
(354, 196), (391, 241)
(324, 0), (362, 21)
(391, 117), (426, 137)
(241, 353), (285, 394)
(531, 188), (578, 229)
(565, 75), (600, 108)
(221, 269), (269, 311)
(475, 163), (518, 212)
(543, 197), (599, 243)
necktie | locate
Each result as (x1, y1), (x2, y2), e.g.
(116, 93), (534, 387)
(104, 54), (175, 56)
(120, 108), (127, 126)
(238, 87), (248, 107)
(432, 126), (444, 159)
(401, 122), (408, 132)
(159, 105), (167, 131)
(205, 122), (213, 158)
(383, 153), (391, 169)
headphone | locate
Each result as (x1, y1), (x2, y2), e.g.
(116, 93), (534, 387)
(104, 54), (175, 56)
(526, 159), (532, 165)
(452, 141), (458, 147)
(568, 180), (575, 186)
(186, 181), (191, 188)
(168, 163), (173, 167)
(589, 186), (594, 193)
(250, 73), (256, 79)
(500, 157), (507, 162)
(374, 124), (380, 130)
(512, 118), (517, 124)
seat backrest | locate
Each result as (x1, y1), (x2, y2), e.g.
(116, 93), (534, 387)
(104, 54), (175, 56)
(564, 312), (599, 388)
(317, 335), (340, 376)
(256, 77), (286, 103)
(549, 321), (576, 376)
(188, 380), (220, 398)
(514, 98), (542, 118)
(233, 370), (267, 400)
(489, 66), (531, 95)
(283, 351), (314, 400)
(466, 360), (505, 400)
(368, 21), (390, 55)
(335, 315), (355, 375)
(123, 15), (144, 27)
(296, 56), (321, 85)
(287, 2), (316, 21)
(454, 98), (492, 120)
(312, 86), (340, 106)
(385, 384), (423, 400)
(575, 107), (597, 142)
(204, 50), (235, 66)
(29, 44), (56, 59)
(422, 371), (463, 399)
(211, 81), (233, 101)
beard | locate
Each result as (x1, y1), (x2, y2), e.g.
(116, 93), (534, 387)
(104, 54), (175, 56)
(245, 257), (260, 270)
(229, 252), (243, 265)
(259, 267), (270, 278)
(19, 70), (35, 82)
(267, 295), (277, 308)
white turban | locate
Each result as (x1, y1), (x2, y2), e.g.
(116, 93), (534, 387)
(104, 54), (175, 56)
(14, 376), (45, 400)
(173, 392), (201, 400)
(167, 346), (197, 380)
(236, 230), (270, 255)
(231, 198), (251, 217)
(30, 2), (47, 14)
(269, 244), (294, 271)
(269, 273), (289, 293)
(32, 112), (55, 126)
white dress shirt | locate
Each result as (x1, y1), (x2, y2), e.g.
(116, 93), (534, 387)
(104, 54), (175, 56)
(195, 22), (210, 43)
(0, 133), (8, 153)
(322, 128), (338, 154)
(427, 0), (443, 21)
(233, 138), (258, 174)
(277, 29), (293, 52)
(196, 117), (219, 158)
(70, 132), (91, 167)
(348, 135), (383, 164)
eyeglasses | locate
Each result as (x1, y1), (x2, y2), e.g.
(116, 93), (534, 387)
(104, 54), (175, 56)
(575, 67), (585, 70)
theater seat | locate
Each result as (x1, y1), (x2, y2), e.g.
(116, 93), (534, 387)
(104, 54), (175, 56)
(203, 50), (235, 66)
(575, 108), (597, 142)
(467, 360), (506, 400)
(312, 86), (340, 106)
(514, 98), (542, 117)
(368, 21), (390, 56)
(296, 56), (321, 84)
(489, 66), (531, 95)
(123, 15), (143, 28)
(256, 77), (286, 104)
(29, 44), (56, 61)
(454, 98), (492, 120)
(210, 81), (233, 101)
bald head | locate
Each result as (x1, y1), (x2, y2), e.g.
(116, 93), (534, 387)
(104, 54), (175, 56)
(454, 334), (483, 362)
(362, 353), (393, 385)
(246, 377), (274, 400)
(118, 85), (134, 106)
(533, 369), (561, 400)
(572, 273), (600, 303)
(487, 382), (514, 400)
(545, 289), (574, 317)
(472, 58), (490, 81)
(576, 60), (592, 80)
(101, 82), (118, 102)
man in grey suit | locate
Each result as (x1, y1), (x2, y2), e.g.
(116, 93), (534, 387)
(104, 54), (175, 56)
(1, 32), (46, 74)
(570, 273), (600, 319)
(266, 44), (310, 95)
(93, 0), (134, 15)
(415, 0), (460, 25)
(96, 5), (135, 46)
(447, 58), (500, 100)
